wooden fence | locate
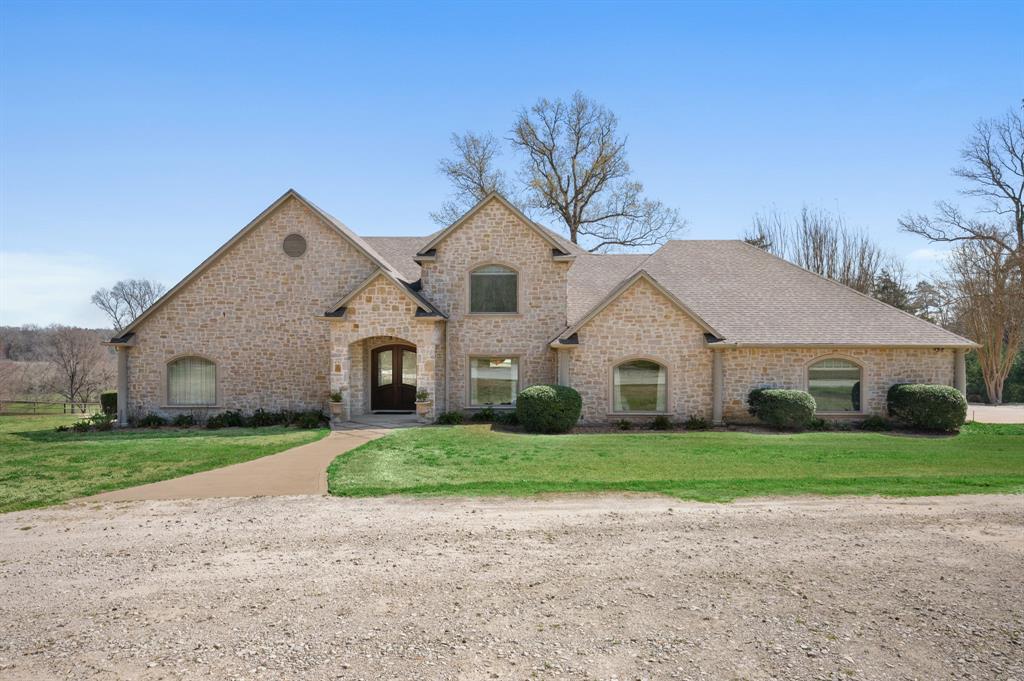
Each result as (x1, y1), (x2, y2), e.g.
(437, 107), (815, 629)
(0, 400), (103, 415)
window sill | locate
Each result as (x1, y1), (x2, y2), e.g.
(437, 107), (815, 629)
(465, 313), (522, 318)
(469, 405), (516, 410)
(162, 404), (221, 409)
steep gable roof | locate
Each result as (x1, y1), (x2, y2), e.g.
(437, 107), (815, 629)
(415, 192), (582, 258)
(116, 189), (405, 338)
(326, 268), (445, 319)
(362, 236), (430, 281)
(563, 240), (976, 347)
(562, 269), (722, 340)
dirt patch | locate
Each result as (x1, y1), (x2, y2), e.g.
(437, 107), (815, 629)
(2, 493), (1022, 680)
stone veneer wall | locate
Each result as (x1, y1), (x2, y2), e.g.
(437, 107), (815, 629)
(570, 277), (713, 423)
(328, 274), (444, 419)
(126, 196), (377, 417)
(720, 347), (956, 422)
(419, 199), (568, 410)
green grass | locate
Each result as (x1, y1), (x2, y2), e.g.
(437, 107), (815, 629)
(0, 415), (328, 513)
(328, 422), (1024, 502)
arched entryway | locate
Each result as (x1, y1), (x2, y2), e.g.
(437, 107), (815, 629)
(370, 343), (417, 412)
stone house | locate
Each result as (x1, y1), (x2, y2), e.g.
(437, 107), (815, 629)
(108, 189), (975, 425)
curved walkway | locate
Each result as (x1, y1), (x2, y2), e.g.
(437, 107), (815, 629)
(968, 403), (1024, 424)
(86, 417), (413, 502)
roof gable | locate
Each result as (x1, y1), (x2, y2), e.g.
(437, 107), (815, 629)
(416, 193), (580, 259)
(327, 269), (445, 319)
(117, 189), (406, 338)
(562, 269), (721, 340)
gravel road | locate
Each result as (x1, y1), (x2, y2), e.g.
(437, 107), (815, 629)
(2, 493), (1022, 680)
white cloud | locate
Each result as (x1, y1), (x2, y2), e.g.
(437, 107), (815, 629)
(0, 251), (116, 327)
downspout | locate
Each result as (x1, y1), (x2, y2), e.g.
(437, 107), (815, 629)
(711, 349), (724, 426)
(116, 346), (129, 426)
(954, 348), (967, 396)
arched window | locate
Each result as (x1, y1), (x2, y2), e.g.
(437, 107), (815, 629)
(807, 358), (861, 412)
(613, 359), (667, 413)
(167, 356), (216, 406)
(469, 265), (517, 313)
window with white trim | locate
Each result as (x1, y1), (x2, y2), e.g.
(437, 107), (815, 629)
(469, 265), (517, 313)
(613, 360), (667, 412)
(807, 358), (861, 412)
(470, 357), (518, 405)
(167, 356), (216, 406)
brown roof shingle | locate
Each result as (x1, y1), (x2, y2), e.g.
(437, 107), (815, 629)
(565, 240), (974, 347)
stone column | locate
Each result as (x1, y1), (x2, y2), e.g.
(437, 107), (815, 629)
(329, 321), (352, 421)
(556, 348), (571, 386)
(416, 327), (439, 421)
(954, 348), (967, 396)
(711, 349), (724, 426)
(116, 346), (129, 426)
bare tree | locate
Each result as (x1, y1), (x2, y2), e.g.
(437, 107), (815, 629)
(509, 92), (683, 251)
(744, 206), (890, 294)
(940, 241), (1024, 404)
(431, 132), (511, 225)
(45, 326), (115, 409)
(91, 279), (166, 333)
(900, 105), (1024, 276)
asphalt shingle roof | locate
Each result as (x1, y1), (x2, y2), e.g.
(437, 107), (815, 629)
(564, 240), (974, 347)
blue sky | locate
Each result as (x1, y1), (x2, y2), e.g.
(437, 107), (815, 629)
(1, 0), (1021, 326)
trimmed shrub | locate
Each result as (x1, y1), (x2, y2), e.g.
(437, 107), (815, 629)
(470, 406), (496, 422)
(887, 383), (967, 432)
(616, 419), (632, 431)
(294, 410), (328, 429)
(807, 418), (831, 432)
(683, 416), (709, 431)
(650, 415), (672, 430)
(100, 391), (117, 416)
(436, 410), (464, 425)
(90, 412), (115, 431)
(747, 388), (816, 431)
(493, 410), (519, 426)
(206, 410), (245, 429)
(516, 385), (582, 434)
(136, 412), (168, 428)
(859, 415), (891, 431)
(171, 413), (196, 428)
(249, 408), (284, 427)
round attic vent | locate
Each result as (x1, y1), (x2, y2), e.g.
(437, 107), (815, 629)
(283, 233), (307, 257)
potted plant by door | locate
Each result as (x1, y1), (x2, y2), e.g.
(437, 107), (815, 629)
(328, 391), (345, 418)
(415, 389), (432, 423)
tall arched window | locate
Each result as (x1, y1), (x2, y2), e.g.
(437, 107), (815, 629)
(469, 265), (517, 313)
(807, 358), (861, 412)
(167, 356), (216, 406)
(613, 359), (667, 413)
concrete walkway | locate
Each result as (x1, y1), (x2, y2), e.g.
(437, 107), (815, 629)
(967, 403), (1024, 424)
(86, 417), (416, 502)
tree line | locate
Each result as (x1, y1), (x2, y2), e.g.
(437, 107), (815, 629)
(433, 95), (1023, 404)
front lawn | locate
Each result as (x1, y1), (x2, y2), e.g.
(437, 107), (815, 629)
(328, 423), (1024, 502)
(0, 415), (328, 512)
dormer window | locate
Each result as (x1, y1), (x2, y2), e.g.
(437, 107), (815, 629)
(469, 265), (518, 314)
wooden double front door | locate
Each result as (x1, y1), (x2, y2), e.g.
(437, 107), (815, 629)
(370, 344), (417, 412)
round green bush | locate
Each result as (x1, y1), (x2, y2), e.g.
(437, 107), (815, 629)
(100, 391), (117, 416)
(886, 383), (966, 432)
(516, 385), (582, 434)
(747, 388), (816, 430)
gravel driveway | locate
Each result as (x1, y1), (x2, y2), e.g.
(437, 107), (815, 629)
(2, 494), (1022, 680)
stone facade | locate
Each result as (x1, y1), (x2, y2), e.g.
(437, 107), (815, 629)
(418, 199), (569, 410)
(569, 277), (714, 423)
(125, 196), (376, 418)
(720, 346), (957, 422)
(121, 191), (965, 427)
(327, 273), (445, 420)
